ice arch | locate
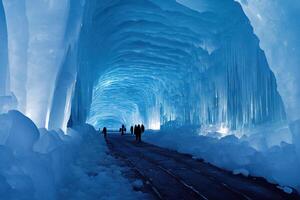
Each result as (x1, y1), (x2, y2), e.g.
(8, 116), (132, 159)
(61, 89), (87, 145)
(2, 0), (286, 132)
(70, 0), (286, 130)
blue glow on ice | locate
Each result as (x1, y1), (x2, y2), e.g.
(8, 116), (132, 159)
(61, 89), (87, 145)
(81, 0), (285, 130)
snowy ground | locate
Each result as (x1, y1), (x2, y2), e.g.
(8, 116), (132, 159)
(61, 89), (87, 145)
(143, 127), (300, 194)
(59, 129), (148, 200)
(0, 110), (148, 200)
(108, 134), (295, 199)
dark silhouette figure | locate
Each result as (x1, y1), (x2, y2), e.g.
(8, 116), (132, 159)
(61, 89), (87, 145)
(134, 125), (138, 141)
(130, 126), (133, 135)
(121, 124), (126, 135)
(102, 127), (107, 138)
(141, 124), (145, 134)
(137, 124), (142, 142)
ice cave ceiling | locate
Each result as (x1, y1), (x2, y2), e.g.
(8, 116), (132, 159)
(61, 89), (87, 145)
(81, 0), (285, 129)
(1, 0), (299, 130)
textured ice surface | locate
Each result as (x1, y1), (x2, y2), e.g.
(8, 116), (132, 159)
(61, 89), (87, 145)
(2, 0), (28, 112)
(0, 110), (39, 153)
(59, 126), (148, 200)
(1, 0), (299, 197)
(0, 0), (9, 96)
(1, 0), (287, 132)
(144, 129), (300, 192)
(2, 0), (85, 129)
(82, 0), (285, 131)
(236, 0), (300, 122)
(0, 111), (145, 199)
(0, 111), (55, 200)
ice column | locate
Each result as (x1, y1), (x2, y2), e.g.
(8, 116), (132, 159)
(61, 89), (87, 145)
(236, 0), (300, 122)
(2, 0), (29, 112)
(0, 0), (16, 113)
(25, 0), (70, 127)
(48, 1), (85, 130)
(0, 0), (9, 96)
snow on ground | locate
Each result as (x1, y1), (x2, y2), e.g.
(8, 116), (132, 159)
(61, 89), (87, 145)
(0, 110), (147, 200)
(143, 126), (300, 193)
(59, 126), (148, 200)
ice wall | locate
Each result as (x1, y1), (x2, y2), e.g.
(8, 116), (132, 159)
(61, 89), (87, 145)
(48, 1), (85, 130)
(1, 0), (288, 134)
(25, 0), (70, 128)
(0, 0), (17, 114)
(235, 0), (300, 154)
(83, 0), (285, 130)
(236, 0), (300, 122)
(0, 0), (9, 96)
(2, 0), (85, 129)
(69, 0), (107, 127)
(2, 0), (28, 112)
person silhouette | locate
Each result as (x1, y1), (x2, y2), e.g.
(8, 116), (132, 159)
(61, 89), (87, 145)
(121, 124), (125, 135)
(130, 126), (133, 135)
(137, 124), (142, 142)
(102, 127), (107, 138)
(134, 125), (138, 141)
(141, 124), (145, 134)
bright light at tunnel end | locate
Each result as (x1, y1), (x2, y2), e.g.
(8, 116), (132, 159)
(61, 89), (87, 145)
(148, 121), (161, 130)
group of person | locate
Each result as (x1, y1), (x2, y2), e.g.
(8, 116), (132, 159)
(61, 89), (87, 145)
(130, 124), (145, 142)
(101, 124), (145, 142)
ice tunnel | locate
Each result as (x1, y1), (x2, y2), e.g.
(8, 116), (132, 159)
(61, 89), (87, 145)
(1, 0), (289, 132)
(2, 1), (300, 197)
(68, 0), (286, 131)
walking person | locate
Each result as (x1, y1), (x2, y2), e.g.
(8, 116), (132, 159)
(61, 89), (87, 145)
(137, 124), (142, 142)
(130, 126), (134, 135)
(121, 124), (125, 135)
(102, 127), (107, 138)
(141, 124), (145, 134)
(134, 125), (138, 141)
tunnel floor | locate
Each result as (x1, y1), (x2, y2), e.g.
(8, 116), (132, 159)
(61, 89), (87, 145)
(106, 134), (298, 200)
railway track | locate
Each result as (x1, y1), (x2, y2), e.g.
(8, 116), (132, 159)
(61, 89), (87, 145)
(106, 134), (299, 200)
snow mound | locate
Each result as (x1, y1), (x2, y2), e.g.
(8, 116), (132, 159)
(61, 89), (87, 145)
(0, 110), (39, 153)
(59, 124), (148, 200)
(0, 111), (146, 199)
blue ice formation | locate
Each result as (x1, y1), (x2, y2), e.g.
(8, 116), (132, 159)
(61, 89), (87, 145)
(0, 0), (8, 96)
(1, 1), (300, 196)
(79, 0), (286, 130)
(1, 0), (288, 131)
(2, 0), (28, 113)
(237, 0), (300, 122)
(0, 0), (17, 114)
